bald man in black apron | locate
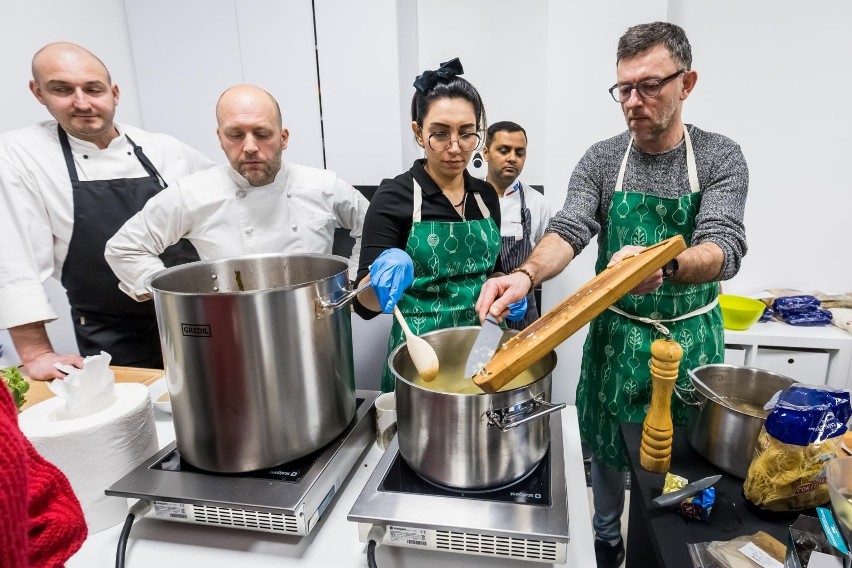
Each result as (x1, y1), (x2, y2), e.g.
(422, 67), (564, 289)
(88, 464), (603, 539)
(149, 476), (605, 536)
(0, 42), (213, 379)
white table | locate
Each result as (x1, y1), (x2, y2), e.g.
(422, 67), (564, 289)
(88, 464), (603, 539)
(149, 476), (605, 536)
(68, 407), (594, 568)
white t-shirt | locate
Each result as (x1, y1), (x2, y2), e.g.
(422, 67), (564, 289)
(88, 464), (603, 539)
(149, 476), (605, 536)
(0, 121), (214, 328)
(105, 163), (369, 300)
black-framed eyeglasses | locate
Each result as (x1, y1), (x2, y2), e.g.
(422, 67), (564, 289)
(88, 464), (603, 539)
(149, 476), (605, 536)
(608, 70), (686, 103)
(426, 131), (482, 152)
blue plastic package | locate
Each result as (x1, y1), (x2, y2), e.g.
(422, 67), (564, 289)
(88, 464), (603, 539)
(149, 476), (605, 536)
(680, 487), (715, 521)
(764, 385), (852, 447)
(773, 295), (821, 315)
(759, 306), (774, 322)
(779, 308), (832, 326)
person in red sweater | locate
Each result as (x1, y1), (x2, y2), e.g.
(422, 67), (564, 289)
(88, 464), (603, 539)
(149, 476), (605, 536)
(0, 383), (87, 567)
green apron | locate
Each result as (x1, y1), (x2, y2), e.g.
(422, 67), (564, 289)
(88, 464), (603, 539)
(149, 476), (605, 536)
(576, 127), (725, 471)
(380, 178), (501, 392)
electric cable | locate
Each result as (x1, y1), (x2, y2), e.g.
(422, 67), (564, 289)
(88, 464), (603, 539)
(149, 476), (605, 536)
(366, 524), (385, 568)
(115, 499), (152, 568)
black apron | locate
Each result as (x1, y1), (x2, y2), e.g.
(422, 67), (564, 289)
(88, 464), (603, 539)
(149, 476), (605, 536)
(58, 126), (199, 368)
(500, 182), (539, 330)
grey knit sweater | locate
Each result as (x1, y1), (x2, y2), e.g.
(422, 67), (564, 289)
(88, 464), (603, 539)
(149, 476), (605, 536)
(547, 124), (748, 280)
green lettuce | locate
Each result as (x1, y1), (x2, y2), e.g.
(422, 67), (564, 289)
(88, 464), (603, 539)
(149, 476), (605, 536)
(1, 366), (29, 410)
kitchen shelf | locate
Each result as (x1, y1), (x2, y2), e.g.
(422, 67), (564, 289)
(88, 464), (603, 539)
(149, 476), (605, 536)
(724, 321), (852, 389)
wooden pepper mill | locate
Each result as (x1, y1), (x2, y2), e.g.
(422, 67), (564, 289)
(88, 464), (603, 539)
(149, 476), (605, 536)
(639, 338), (683, 473)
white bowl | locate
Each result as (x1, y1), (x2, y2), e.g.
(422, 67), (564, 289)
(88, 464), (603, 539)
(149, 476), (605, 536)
(147, 377), (172, 414)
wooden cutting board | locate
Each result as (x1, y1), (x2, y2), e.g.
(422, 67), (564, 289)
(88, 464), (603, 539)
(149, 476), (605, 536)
(474, 235), (687, 393)
(19, 366), (165, 412)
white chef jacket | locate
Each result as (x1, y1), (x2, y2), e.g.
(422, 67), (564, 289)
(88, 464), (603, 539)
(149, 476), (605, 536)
(0, 121), (214, 329)
(498, 179), (552, 245)
(105, 163), (369, 300)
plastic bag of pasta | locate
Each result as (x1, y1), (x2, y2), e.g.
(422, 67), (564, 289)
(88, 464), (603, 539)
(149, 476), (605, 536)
(743, 385), (852, 512)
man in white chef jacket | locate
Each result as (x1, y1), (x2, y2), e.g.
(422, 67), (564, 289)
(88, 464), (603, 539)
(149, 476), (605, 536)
(106, 84), (369, 301)
(0, 42), (215, 380)
(482, 121), (551, 329)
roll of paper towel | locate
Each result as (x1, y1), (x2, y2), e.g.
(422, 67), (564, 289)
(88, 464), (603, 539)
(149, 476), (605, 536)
(19, 383), (158, 533)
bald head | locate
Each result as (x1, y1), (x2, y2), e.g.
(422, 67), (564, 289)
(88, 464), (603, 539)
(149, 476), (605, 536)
(216, 84), (288, 187)
(29, 42), (120, 148)
(32, 42), (111, 85)
(216, 84), (282, 128)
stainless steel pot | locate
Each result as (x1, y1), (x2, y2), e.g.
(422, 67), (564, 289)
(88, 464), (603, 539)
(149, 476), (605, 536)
(676, 364), (795, 479)
(148, 253), (360, 473)
(390, 327), (562, 489)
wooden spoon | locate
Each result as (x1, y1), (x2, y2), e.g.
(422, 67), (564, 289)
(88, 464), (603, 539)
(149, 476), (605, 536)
(393, 306), (439, 381)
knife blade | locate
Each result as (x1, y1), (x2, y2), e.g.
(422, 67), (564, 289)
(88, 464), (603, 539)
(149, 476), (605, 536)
(651, 474), (721, 508)
(464, 313), (504, 378)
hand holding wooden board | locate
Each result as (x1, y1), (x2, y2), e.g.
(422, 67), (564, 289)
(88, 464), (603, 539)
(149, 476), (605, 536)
(473, 235), (687, 393)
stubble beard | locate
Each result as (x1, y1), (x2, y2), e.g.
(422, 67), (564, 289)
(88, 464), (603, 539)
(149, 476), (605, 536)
(240, 153), (282, 187)
(629, 96), (681, 146)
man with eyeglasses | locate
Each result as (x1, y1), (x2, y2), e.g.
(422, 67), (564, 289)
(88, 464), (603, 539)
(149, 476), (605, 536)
(476, 22), (748, 567)
(106, 84), (368, 299)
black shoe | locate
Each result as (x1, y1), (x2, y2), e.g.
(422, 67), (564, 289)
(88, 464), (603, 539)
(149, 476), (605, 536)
(594, 537), (625, 568)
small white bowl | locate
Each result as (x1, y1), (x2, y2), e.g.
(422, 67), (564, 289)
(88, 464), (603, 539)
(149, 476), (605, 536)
(147, 377), (172, 414)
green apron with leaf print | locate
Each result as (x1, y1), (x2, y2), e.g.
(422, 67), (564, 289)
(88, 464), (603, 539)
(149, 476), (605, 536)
(576, 128), (725, 471)
(380, 179), (502, 392)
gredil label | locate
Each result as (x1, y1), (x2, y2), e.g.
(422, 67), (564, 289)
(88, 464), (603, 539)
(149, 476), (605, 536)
(181, 324), (211, 337)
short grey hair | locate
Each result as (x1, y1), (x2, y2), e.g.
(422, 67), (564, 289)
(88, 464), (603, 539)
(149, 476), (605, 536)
(617, 21), (692, 70)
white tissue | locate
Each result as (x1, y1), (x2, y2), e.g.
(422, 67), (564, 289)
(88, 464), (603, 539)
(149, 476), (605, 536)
(19, 380), (158, 534)
(49, 351), (117, 419)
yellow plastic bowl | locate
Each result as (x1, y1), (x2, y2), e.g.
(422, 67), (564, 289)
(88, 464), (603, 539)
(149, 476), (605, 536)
(718, 294), (766, 331)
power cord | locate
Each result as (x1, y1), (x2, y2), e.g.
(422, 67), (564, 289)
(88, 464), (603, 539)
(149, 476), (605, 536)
(366, 524), (385, 568)
(115, 499), (152, 568)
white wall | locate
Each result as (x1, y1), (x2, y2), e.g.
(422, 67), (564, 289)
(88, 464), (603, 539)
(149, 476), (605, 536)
(673, 0), (852, 295)
(417, 0), (549, 184)
(123, 0), (322, 168)
(314, 0), (414, 184)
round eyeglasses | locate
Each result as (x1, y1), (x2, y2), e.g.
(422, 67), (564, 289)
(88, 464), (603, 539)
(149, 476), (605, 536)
(426, 132), (482, 152)
(608, 70), (686, 103)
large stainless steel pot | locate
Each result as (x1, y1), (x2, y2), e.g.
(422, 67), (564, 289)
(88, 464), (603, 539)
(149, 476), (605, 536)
(148, 253), (359, 473)
(676, 364), (795, 479)
(391, 327), (562, 489)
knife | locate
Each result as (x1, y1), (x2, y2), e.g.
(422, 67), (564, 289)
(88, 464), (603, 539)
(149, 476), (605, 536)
(464, 313), (504, 378)
(651, 474), (721, 508)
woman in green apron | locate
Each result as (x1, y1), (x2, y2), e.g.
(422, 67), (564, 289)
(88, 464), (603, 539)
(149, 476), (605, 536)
(353, 58), (520, 392)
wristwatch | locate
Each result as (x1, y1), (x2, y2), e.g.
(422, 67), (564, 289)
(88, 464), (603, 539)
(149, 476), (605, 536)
(662, 258), (679, 280)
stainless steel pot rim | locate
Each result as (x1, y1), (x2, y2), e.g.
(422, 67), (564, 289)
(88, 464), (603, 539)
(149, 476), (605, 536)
(392, 373), (550, 397)
(389, 325), (554, 397)
(148, 252), (349, 296)
(687, 364), (794, 394)
(679, 363), (792, 416)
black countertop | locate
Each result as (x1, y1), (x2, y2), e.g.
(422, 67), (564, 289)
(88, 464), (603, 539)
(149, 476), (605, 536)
(621, 422), (801, 568)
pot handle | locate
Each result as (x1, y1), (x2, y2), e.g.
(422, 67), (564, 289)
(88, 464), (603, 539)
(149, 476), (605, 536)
(139, 274), (159, 302)
(673, 382), (703, 408)
(486, 395), (566, 432)
(315, 281), (372, 319)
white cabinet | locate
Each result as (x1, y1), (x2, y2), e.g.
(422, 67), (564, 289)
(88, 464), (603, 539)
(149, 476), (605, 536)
(753, 347), (830, 385)
(724, 346), (747, 366)
(724, 321), (852, 389)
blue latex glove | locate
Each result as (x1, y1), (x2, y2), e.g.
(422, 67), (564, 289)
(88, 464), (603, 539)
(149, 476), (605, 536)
(506, 297), (528, 322)
(369, 248), (414, 313)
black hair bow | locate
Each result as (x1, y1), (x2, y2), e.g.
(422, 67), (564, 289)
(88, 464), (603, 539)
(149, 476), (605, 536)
(413, 58), (464, 93)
